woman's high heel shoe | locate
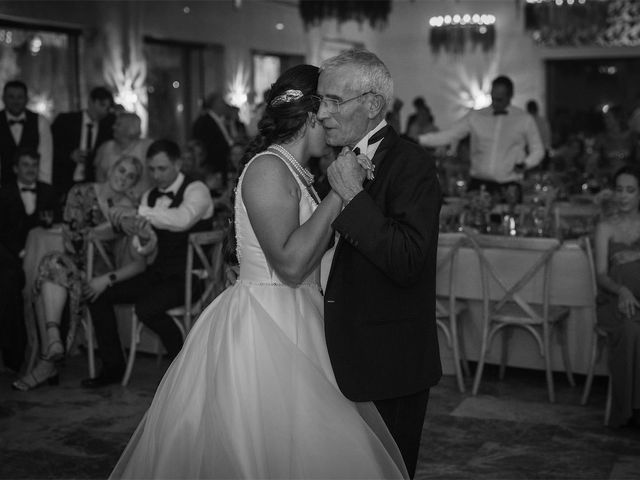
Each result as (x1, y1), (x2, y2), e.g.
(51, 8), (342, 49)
(44, 321), (64, 362)
(11, 358), (59, 392)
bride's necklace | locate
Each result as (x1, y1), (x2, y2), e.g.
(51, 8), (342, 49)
(269, 144), (315, 186)
(268, 144), (320, 205)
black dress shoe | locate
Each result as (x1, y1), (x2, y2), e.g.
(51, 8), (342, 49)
(81, 369), (124, 388)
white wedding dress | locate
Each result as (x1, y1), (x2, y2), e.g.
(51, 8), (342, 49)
(110, 152), (408, 479)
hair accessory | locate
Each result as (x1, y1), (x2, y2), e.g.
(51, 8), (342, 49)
(270, 89), (304, 107)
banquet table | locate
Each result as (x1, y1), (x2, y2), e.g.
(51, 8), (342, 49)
(436, 232), (604, 376)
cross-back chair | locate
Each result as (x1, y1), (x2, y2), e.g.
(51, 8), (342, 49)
(465, 232), (575, 403)
(82, 236), (115, 378)
(121, 228), (227, 386)
(579, 236), (612, 426)
(436, 232), (470, 392)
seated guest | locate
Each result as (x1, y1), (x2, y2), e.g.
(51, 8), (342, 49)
(11, 155), (145, 391)
(51, 86), (115, 200)
(84, 139), (213, 388)
(594, 165), (640, 427)
(94, 112), (153, 199)
(0, 149), (58, 373)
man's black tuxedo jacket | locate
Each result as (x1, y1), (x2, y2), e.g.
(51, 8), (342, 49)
(192, 113), (230, 176)
(51, 111), (115, 196)
(0, 181), (58, 257)
(324, 127), (442, 402)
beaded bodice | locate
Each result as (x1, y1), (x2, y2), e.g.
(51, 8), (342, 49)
(234, 150), (320, 287)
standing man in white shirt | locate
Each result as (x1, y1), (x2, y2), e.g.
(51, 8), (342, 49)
(83, 139), (213, 388)
(0, 81), (53, 187)
(419, 75), (544, 200)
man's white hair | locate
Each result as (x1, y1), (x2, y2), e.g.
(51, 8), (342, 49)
(320, 49), (393, 111)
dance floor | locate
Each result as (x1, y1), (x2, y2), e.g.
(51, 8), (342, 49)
(0, 352), (638, 479)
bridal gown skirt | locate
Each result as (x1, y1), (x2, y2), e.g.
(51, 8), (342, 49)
(111, 279), (408, 479)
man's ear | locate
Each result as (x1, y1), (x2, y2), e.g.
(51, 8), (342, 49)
(367, 95), (385, 119)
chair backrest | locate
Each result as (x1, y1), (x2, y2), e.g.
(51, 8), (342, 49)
(85, 237), (115, 280)
(436, 233), (466, 316)
(553, 202), (599, 239)
(183, 228), (226, 332)
(580, 235), (599, 330)
(463, 232), (562, 323)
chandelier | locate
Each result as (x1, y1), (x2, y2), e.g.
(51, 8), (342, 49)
(428, 13), (497, 55)
(298, 0), (392, 29)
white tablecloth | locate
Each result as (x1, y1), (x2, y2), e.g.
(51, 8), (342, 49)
(436, 233), (603, 375)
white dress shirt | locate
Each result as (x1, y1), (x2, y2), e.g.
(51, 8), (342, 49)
(353, 119), (387, 160)
(419, 105), (544, 183)
(6, 111), (53, 185)
(17, 180), (37, 215)
(138, 172), (214, 232)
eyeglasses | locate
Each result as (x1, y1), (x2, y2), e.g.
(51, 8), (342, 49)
(311, 91), (376, 114)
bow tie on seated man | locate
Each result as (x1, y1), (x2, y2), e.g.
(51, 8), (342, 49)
(84, 139), (215, 388)
(8, 118), (26, 126)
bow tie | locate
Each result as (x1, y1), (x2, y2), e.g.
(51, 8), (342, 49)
(150, 190), (175, 202)
(21, 186), (36, 193)
(493, 110), (508, 116)
(9, 118), (25, 126)
(353, 126), (388, 155)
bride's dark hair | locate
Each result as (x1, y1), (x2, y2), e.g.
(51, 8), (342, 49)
(241, 64), (320, 166)
(224, 64), (320, 265)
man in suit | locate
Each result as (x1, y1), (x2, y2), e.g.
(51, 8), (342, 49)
(51, 86), (115, 200)
(192, 92), (232, 181)
(0, 80), (53, 187)
(317, 49), (442, 478)
(0, 148), (58, 372)
(83, 139), (213, 388)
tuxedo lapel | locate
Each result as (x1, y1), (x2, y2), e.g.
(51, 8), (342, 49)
(326, 127), (400, 289)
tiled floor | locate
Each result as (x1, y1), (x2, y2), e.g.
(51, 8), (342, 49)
(0, 353), (638, 479)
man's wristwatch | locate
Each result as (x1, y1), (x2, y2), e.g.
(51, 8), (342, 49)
(108, 272), (117, 287)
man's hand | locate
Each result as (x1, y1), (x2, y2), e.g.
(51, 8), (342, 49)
(70, 148), (88, 165)
(327, 147), (367, 204)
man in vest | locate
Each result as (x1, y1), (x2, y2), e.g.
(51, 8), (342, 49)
(0, 81), (53, 186)
(83, 139), (213, 388)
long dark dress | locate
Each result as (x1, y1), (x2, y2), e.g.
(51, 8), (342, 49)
(597, 239), (640, 427)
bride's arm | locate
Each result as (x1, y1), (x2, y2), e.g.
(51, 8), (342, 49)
(242, 154), (342, 286)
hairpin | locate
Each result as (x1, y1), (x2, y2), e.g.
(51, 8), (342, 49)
(270, 89), (304, 107)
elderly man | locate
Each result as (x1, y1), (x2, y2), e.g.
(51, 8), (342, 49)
(318, 49), (442, 478)
(419, 75), (544, 200)
(83, 139), (213, 388)
(0, 80), (53, 186)
(51, 86), (115, 198)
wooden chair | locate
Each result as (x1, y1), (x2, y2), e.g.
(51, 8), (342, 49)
(82, 236), (116, 379)
(121, 229), (226, 386)
(465, 232), (575, 402)
(553, 202), (599, 239)
(436, 233), (470, 392)
(579, 236), (612, 426)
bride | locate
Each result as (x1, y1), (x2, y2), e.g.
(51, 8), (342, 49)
(110, 64), (408, 479)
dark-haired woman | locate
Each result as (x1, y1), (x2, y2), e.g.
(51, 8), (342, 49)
(595, 165), (640, 428)
(110, 65), (407, 479)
